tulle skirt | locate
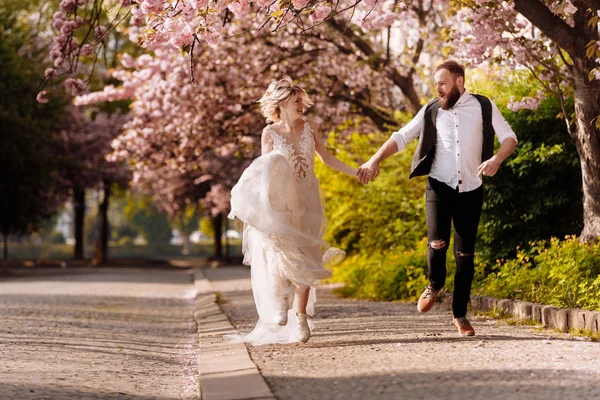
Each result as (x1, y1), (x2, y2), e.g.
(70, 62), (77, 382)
(227, 151), (344, 345)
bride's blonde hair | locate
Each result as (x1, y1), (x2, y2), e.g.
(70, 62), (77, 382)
(258, 79), (314, 123)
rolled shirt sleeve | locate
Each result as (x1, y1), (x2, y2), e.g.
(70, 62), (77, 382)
(390, 105), (427, 152)
(490, 100), (518, 144)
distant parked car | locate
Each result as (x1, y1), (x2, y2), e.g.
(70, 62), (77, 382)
(190, 230), (210, 243)
(223, 229), (241, 240)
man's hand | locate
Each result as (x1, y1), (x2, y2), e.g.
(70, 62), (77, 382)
(478, 155), (501, 178)
(357, 159), (380, 184)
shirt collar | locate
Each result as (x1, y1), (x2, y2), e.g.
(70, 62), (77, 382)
(455, 90), (470, 107)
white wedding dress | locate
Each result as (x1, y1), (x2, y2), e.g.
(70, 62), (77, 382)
(227, 119), (345, 345)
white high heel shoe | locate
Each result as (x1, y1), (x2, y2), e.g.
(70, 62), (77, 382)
(296, 312), (311, 343)
(274, 296), (289, 326)
(274, 307), (288, 326)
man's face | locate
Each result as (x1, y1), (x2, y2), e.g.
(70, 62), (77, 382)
(434, 69), (461, 110)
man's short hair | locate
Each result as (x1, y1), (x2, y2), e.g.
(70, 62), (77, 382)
(435, 60), (465, 78)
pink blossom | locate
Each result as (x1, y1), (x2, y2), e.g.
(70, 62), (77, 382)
(94, 25), (107, 39)
(53, 19), (65, 30)
(59, 0), (77, 13)
(61, 22), (75, 35)
(169, 26), (194, 48)
(292, 0), (309, 10)
(562, 1), (577, 16)
(311, 5), (331, 22)
(194, 0), (210, 8)
(121, 53), (135, 68)
(64, 78), (88, 96)
(80, 44), (94, 55)
(507, 91), (546, 111)
(73, 16), (85, 29)
(228, 0), (250, 18)
(140, 0), (163, 14)
(36, 90), (49, 104)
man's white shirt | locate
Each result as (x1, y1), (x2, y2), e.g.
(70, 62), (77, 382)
(391, 91), (518, 193)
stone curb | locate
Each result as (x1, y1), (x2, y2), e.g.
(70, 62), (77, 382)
(193, 268), (275, 400)
(450, 294), (600, 334)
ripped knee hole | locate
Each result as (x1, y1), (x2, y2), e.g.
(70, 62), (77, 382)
(455, 251), (474, 258)
(429, 240), (447, 250)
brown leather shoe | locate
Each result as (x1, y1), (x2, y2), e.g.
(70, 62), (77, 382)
(453, 317), (475, 336)
(417, 286), (441, 313)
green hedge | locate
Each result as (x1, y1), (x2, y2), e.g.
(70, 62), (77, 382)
(317, 80), (593, 310)
(315, 129), (427, 256)
(476, 237), (600, 310)
(331, 238), (459, 301)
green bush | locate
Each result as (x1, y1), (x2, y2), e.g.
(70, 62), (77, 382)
(331, 238), (428, 301)
(477, 96), (582, 265)
(316, 123), (434, 301)
(315, 129), (427, 256)
(117, 236), (135, 247)
(476, 237), (600, 310)
(50, 231), (66, 244)
(318, 71), (587, 307)
(331, 238), (460, 301)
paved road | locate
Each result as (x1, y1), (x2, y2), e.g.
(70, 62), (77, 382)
(206, 267), (600, 400)
(0, 267), (199, 400)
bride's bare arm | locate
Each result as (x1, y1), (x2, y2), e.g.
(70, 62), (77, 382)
(261, 127), (273, 155)
(310, 121), (357, 177)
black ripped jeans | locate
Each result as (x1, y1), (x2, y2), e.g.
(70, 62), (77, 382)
(425, 177), (483, 318)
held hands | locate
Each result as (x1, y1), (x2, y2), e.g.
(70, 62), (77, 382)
(356, 159), (380, 184)
(478, 156), (501, 178)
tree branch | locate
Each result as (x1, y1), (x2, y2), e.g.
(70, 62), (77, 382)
(578, 0), (600, 11)
(513, 0), (590, 61)
(327, 18), (422, 114)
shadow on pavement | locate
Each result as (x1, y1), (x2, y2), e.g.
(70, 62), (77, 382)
(260, 368), (600, 400)
(1, 382), (184, 400)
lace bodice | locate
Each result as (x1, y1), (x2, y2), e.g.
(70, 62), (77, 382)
(268, 121), (316, 186)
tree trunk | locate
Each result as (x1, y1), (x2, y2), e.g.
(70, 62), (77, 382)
(3, 234), (7, 260)
(73, 187), (85, 260)
(182, 231), (191, 255)
(224, 215), (230, 261)
(511, 0), (600, 242)
(95, 181), (111, 264)
(572, 76), (600, 242)
(212, 213), (223, 259)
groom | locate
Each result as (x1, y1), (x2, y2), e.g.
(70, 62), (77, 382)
(357, 60), (518, 336)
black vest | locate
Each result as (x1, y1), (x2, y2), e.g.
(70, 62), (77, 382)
(409, 94), (495, 179)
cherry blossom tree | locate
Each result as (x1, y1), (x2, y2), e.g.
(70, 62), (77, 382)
(1, 0), (73, 259)
(450, 0), (600, 242)
(42, 0), (455, 115)
(84, 40), (268, 257)
(66, 1), (457, 258)
(58, 106), (129, 260)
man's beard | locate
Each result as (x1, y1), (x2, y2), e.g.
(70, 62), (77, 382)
(439, 86), (461, 110)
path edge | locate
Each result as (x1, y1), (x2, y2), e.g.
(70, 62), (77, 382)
(441, 294), (600, 335)
(193, 267), (276, 400)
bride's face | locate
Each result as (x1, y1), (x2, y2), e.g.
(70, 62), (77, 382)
(279, 93), (304, 121)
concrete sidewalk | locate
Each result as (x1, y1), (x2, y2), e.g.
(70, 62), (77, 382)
(0, 264), (272, 400)
(193, 268), (274, 400)
(206, 266), (600, 400)
(3, 265), (599, 400)
(0, 267), (200, 399)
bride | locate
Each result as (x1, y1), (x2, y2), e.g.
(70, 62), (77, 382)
(228, 79), (359, 345)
